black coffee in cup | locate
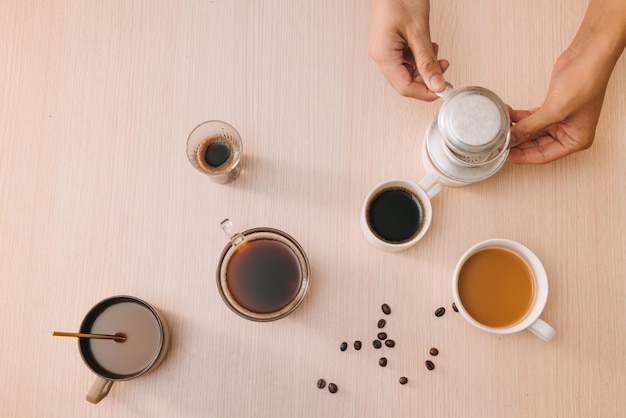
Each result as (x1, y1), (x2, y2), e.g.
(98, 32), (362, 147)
(217, 223), (310, 322)
(225, 238), (302, 314)
(366, 187), (424, 243)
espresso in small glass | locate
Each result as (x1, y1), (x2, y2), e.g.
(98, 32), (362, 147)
(195, 135), (237, 174)
(186, 120), (242, 183)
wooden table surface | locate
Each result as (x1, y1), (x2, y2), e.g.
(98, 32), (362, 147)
(1, 1), (625, 417)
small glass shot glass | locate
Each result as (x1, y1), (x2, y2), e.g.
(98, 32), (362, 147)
(186, 120), (243, 184)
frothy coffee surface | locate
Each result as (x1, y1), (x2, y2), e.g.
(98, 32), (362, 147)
(195, 134), (236, 173)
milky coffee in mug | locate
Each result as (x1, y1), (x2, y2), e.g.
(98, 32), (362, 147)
(78, 296), (170, 403)
(452, 239), (556, 341)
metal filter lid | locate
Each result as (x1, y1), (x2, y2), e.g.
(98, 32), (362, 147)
(436, 85), (510, 166)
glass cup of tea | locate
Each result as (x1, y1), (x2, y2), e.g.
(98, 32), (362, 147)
(452, 239), (556, 341)
(186, 120), (243, 184)
(360, 172), (442, 252)
(78, 296), (170, 403)
(216, 219), (310, 321)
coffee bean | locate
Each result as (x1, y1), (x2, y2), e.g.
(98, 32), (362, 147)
(429, 347), (439, 356)
(425, 360), (435, 370)
(328, 383), (338, 393)
(379, 357), (388, 367)
(377, 332), (387, 341)
(354, 340), (362, 350)
(340, 342), (348, 351)
(317, 379), (326, 389)
(381, 303), (391, 315)
(373, 339), (382, 349)
(434, 307), (446, 317)
(399, 376), (408, 385)
(385, 339), (395, 348)
(452, 302), (459, 312)
(377, 319), (386, 329)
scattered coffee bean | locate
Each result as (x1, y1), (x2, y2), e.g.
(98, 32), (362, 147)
(434, 307), (446, 317)
(452, 302), (459, 312)
(340, 342), (348, 351)
(377, 332), (387, 341)
(354, 340), (362, 350)
(381, 303), (391, 315)
(399, 376), (408, 385)
(317, 379), (326, 389)
(425, 360), (435, 370)
(373, 339), (382, 349)
(377, 319), (386, 329)
(429, 347), (439, 356)
(385, 339), (395, 348)
(379, 357), (388, 367)
(328, 383), (338, 393)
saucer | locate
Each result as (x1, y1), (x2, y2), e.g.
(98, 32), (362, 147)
(423, 119), (509, 186)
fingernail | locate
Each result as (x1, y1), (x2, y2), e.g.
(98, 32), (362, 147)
(430, 74), (445, 92)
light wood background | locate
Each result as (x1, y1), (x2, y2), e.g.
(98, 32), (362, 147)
(1, 1), (625, 417)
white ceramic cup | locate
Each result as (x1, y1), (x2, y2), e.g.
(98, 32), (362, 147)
(360, 172), (441, 252)
(452, 239), (556, 342)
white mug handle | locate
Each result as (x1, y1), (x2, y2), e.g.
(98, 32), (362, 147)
(527, 318), (556, 342)
(418, 171), (442, 199)
(86, 376), (114, 404)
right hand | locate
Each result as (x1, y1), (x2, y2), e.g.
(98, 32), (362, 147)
(368, 0), (449, 101)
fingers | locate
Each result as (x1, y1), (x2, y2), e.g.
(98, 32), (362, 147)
(507, 140), (568, 164)
(507, 106), (577, 164)
(507, 106), (539, 124)
(383, 45), (449, 101)
(406, 36), (446, 93)
(380, 56), (448, 101)
(509, 106), (561, 148)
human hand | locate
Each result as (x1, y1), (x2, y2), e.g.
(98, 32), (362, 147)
(368, 0), (449, 101)
(508, 0), (626, 164)
(507, 47), (610, 164)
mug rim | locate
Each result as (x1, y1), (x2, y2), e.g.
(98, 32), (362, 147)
(216, 227), (310, 322)
(360, 179), (433, 251)
(78, 295), (167, 381)
(452, 239), (549, 334)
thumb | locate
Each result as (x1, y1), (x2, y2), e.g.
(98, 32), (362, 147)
(411, 43), (445, 93)
(509, 107), (560, 147)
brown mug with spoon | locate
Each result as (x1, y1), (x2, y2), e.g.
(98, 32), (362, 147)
(55, 295), (170, 403)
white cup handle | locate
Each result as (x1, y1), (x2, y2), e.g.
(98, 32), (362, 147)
(527, 318), (556, 342)
(86, 376), (114, 404)
(418, 171), (442, 199)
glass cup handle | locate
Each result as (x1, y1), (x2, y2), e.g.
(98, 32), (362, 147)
(527, 318), (556, 342)
(435, 82), (454, 99)
(220, 219), (245, 247)
(86, 376), (114, 404)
